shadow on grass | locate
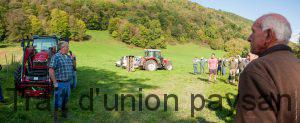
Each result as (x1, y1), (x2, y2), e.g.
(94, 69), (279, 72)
(197, 116), (217, 123)
(0, 66), (198, 122)
(197, 77), (209, 83)
(202, 93), (237, 123)
(83, 35), (92, 41)
(0, 65), (201, 122)
(217, 78), (228, 84)
(67, 66), (197, 122)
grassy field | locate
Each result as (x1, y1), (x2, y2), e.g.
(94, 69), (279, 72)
(0, 30), (238, 123)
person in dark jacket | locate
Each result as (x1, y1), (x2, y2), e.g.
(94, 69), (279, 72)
(236, 13), (300, 123)
(217, 59), (222, 75)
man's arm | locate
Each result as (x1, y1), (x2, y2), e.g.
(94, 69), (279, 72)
(49, 55), (58, 87)
(49, 68), (57, 87)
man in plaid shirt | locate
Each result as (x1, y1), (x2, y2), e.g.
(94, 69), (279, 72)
(49, 41), (74, 119)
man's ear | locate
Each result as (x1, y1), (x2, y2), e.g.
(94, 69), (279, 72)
(265, 29), (276, 44)
(263, 29), (276, 48)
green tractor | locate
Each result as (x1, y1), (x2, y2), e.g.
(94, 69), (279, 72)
(142, 49), (173, 71)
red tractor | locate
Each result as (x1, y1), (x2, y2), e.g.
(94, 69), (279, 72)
(142, 49), (173, 71)
(14, 36), (59, 98)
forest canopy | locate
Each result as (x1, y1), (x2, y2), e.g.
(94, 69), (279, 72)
(3, 0), (295, 57)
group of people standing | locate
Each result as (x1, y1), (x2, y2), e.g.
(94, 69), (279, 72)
(192, 57), (207, 74)
(193, 53), (258, 85)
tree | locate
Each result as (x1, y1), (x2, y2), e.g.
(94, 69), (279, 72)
(108, 17), (121, 34)
(29, 15), (43, 35)
(289, 42), (300, 58)
(0, 21), (5, 41)
(209, 38), (224, 50)
(85, 13), (101, 30)
(224, 38), (249, 57)
(6, 9), (32, 42)
(50, 9), (69, 38)
(0, 5), (6, 41)
(120, 23), (133, 44)
(69, 15), (86, 41)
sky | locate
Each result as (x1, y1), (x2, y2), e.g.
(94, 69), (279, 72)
(191, 0), (300, 42)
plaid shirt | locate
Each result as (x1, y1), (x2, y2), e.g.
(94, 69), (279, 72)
(49, 51), (74, 81)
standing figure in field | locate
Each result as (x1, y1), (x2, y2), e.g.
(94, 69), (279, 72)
(221, 58), (228, 76)
(193, 57), (199, 75)
(49, 41), (73, 119)
(199, 57), (206, 74)
(217, 59), (222, 75)
(208, 53), (218, 83)
(228, 57), (238, 85)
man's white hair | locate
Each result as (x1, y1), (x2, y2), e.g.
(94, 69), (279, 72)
(58, 41), (69, 50)
(261, 15), (292, 44)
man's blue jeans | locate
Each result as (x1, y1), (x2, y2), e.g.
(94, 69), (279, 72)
(200, 65), (205, 74)
(0, 84), (3, 101)
(222, 67), (226, 75)
(193, 64), (198, 74)
(54, 81), (71, 109)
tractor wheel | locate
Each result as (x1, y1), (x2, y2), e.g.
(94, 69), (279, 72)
(145, 60), (157, 71)
(14, 65), (24, 96)
(14, 65), (21, 86)
(164, 62), (173, 70)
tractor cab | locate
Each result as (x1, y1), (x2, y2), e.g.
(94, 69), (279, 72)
(32, 36), (58, 53)
(144, 49), (163, 64)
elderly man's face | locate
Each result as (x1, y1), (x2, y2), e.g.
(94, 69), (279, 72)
(61, 44), (69, 54)
(248, 21), (268, 55)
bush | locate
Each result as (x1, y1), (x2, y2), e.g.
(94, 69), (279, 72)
(69, 15), (87, 41)
(50, 9), (69, 38)
(224, 38), (249, 57)
(29, 15), (43, 35)
(111, 31), (118, 38)
(209, 38), (224, 50)
(108, 18), (121, 34)
(6, 9), (32, 42)
(289, 43), (300, 58)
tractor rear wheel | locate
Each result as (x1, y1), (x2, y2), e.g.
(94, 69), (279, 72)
(164, 62), (173, 70)
(14, 65), (24, 96)
(145, 60), (157, 71)
(14, 65), (21, 86)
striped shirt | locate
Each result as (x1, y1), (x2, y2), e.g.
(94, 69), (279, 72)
(49, 51), (73, 81)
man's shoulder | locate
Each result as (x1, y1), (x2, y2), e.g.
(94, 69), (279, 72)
(53, 52), (61, 56)
(243, 58), (267, 73)
(52, 52), (64, 59)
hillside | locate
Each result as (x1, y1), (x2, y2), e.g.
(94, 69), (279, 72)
(0, 0), (252, 55)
